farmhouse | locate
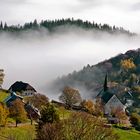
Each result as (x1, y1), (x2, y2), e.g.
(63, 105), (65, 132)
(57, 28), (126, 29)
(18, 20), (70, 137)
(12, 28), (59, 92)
(4, 91), (40, 120)
(9, 81), (36, 96)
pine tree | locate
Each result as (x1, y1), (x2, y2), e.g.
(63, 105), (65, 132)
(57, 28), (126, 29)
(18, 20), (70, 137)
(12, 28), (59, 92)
(4, 22), (7, 29)
(0, 22), (3, 29)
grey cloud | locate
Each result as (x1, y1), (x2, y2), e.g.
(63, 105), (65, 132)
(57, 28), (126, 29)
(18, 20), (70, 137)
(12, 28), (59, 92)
(0, 27), (140, 100)
(78, 0), (99, 3)
(0, 0), (26, 3)
(77, 0), (139, 10)
(131, 2), (140, 11)
(68, 0), (103, 11)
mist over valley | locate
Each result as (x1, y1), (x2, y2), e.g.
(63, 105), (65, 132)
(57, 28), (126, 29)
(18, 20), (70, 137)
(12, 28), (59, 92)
(0, 21), (140, 100)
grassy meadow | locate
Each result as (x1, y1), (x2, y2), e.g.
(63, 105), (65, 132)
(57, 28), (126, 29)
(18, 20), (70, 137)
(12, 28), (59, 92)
(0, 90), (9, 102)
(114, 127), (140, 140)
(0, 92), (140, 140)
(0, 125), (35, 140)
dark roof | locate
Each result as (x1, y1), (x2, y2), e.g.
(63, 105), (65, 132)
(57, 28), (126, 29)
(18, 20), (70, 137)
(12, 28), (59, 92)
(96, 75), (132, 105)
(4, 92), (23, 107)
(97, 86), (132, 105)
(9, 81), (36, 92)
(24, 102), (40, 119)
(97, 89), (114, 104)
(101, 91), (114, 104)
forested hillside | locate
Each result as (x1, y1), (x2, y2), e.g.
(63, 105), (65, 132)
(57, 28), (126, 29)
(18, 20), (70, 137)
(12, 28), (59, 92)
(0, 19), (135, 35)
(53, 49), (140, 113)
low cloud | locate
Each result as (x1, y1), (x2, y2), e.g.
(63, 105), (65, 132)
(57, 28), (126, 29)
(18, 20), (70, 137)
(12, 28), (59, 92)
(0, 27), (140, 100)
(131, 2), (140, 11)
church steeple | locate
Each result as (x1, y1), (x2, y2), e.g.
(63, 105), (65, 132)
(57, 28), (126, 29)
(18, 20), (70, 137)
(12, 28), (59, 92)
(103, 74), (108, 92)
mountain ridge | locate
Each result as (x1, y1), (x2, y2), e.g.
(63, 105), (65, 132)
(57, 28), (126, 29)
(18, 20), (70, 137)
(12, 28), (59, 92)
(0, 18), (135, 36)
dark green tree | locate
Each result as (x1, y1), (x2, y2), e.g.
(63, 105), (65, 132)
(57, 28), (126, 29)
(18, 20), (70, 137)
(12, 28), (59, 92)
(4, 22), (8, 30)
(36, 104), (60, 139)
(36, 104), (59, 129)
(0, 22), (3, 30)
(130, 113), (140, 129)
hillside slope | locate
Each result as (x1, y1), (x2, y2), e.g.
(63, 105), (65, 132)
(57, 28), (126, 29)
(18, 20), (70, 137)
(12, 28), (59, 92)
(53, 48), (140, 112)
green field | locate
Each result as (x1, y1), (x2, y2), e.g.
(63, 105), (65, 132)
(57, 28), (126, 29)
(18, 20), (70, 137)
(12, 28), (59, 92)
(0, 90), (9, 102)
(0, 125), (35, 140)
(1, 93), (140, 140)
(0, 125), (140, 140)
(0, 91), (36, 140)
(114, 127), (140, 140)
(0, 121), (140, 140)
(56, 106), (72, 119)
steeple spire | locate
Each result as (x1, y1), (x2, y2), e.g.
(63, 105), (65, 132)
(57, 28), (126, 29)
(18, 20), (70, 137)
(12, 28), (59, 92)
(104, 74), (108, 92)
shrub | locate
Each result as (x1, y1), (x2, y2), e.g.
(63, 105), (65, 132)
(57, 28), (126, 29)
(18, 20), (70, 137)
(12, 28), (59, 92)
(35, 104), (60, 140)
(62, 112), (118, 140)
(130, 113), (140, 127)
(35, 111), (118, 140)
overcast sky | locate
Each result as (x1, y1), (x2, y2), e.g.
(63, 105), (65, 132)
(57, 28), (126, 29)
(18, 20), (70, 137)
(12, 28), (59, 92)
(1, 0), (140, 99)
(0, 0), (140, 33)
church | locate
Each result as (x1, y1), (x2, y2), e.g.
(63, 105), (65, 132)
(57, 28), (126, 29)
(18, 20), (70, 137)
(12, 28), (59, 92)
(96, 74), (133, 115)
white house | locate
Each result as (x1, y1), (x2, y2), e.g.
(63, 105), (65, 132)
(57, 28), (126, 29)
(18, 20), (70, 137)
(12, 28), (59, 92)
(9, 81), (36, 97)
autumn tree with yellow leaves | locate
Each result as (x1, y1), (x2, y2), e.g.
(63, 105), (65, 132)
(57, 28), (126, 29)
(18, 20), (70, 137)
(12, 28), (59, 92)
(9, 99), (27, 127)
(120, 59), (136, 83)
(59, 87), (82, 108)
(120, 59), (136, 71)
(0, 102), (9, 126)
(81, 100), (95, 114)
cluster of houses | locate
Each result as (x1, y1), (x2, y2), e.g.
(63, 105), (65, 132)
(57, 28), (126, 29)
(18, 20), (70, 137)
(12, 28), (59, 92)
(52, 74), (133, 124)
(0, 71), (133, 125)
(4, 81), (40, 121)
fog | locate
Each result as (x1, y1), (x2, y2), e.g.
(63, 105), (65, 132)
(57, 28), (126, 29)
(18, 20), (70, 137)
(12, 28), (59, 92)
(0, 0), (140, 100)
(0, 27), (140, 99)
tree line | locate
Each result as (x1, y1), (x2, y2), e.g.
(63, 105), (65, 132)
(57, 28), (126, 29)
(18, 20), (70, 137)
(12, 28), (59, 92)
(0, 18), (135, 35)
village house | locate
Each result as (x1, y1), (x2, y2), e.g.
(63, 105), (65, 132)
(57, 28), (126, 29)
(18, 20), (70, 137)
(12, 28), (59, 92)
(4, 91), (23, 107)
(9, 81), (37, 96)
(4, 91), (40, 121)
